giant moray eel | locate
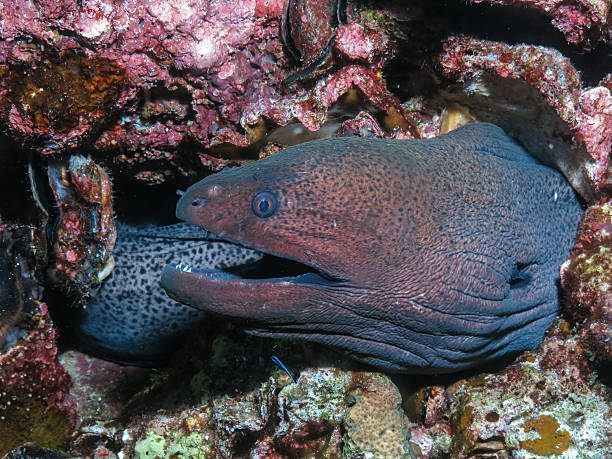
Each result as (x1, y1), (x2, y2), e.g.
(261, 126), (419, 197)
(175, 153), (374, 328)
(161, 123), (583, 373)
(75, 222), (261, 365)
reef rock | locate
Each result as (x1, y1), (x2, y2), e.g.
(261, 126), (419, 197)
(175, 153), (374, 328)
(561, 199), (612, 365)
(408, 322), (612, 458)
(474, 0), (611, 49)
(439, 35), (612, 202)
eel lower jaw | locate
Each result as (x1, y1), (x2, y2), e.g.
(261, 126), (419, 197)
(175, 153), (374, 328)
(160, 239), (346, 310)
(160, 257), (343, 316)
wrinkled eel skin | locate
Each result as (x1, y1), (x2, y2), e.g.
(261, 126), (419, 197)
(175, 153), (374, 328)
(161, 123), (583, 373)
(75, 222), (261, 365)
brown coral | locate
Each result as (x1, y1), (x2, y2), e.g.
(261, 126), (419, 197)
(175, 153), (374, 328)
(343, 373), (416, 458)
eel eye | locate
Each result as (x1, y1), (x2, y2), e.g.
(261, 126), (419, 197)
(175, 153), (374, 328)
(252, 191), (278, 218)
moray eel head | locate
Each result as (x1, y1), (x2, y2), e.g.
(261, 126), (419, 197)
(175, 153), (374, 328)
(164, 142), (396, 290)
(161, 124), (582, 373)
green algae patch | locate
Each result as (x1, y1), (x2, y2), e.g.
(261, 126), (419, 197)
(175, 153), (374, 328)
(134, 432), (166, 459)
(520, 415), (571, 456)
(0, 395), (72, 455)
(134, 430), (212, 459)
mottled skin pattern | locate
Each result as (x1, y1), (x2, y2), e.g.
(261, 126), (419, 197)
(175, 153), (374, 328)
(77, 223), (261, 365)
(161, 123), (583, 373)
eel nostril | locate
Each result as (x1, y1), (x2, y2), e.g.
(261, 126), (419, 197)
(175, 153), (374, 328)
(191, 198), (202, 207)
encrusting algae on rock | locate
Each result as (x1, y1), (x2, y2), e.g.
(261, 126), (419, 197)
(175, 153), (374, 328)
(520, 414), (571, 456)
(2, 50), (129, 153)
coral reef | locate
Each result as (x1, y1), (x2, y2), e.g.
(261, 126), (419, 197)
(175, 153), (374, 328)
(45, 156), (116, 302)
(439, 36), (612, 202)
(0, 303), (75, 455)
(59, 350), (150, 455)
(561, 199), (612, 365)
(0, 218), (75, 455)
(1, 50), (129, 154)
(343, 373), (416, 458)
(0, 0), (418, 182)
(99, 328), (415, 458)
(0, 0), (610, 456)
(473, 0), (611, 49)
(407, 322), (611, 458)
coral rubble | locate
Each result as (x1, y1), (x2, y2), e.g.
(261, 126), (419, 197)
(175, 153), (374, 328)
(408, 323), (611, 457)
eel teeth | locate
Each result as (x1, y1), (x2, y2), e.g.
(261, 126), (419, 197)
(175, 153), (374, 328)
(97, 256), (116, 282)
(176, 263), (193, 273)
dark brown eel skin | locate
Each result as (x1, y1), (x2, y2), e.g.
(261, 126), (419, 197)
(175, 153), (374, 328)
(161, 123), (583, 373)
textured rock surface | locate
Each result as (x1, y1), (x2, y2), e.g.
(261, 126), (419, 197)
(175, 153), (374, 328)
(343, 373), (416, 458)
(0, 0), (417, 182)
(561, 199), (612, 365)
(439, 36), (612, 202)
(407, 322), (612, 458)
(0, 303), (75, 455)
(474, 0), (611, 48)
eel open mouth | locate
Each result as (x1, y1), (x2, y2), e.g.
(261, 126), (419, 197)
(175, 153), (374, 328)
(161, 234), (342, 291)
(160, 232), (345, 317)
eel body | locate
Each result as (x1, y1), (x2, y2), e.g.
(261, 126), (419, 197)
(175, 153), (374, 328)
(75, 222), (261, 365)
(161, 123), (583, 373)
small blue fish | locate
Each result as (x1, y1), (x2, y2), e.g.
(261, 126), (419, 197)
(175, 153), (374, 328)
(271, 355), (296, 383)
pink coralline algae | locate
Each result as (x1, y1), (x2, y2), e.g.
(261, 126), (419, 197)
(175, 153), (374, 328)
(242, 64), (415, 138)
(337, 111), (386, 138)
(0, 0), (290, 161)
(439, 35), (612, 202)
(0, 0), (416, 183)
(561, 200), (612, 365)
(0, 305), (70, 402)
(473, 0), (611, 48)
(60, 350), (150, 455)
(334, 11), (397, 68)
(0, 303), (75, 454)
(282, 0), (338, 69)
